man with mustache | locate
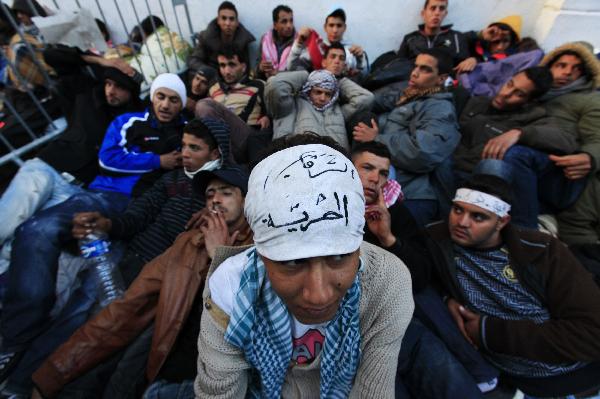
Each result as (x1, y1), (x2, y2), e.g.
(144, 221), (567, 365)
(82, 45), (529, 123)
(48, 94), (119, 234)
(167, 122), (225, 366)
(425, 174), (600, 397)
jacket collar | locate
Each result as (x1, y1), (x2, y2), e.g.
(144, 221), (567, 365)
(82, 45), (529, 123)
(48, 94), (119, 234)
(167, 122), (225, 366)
(417, 24), (454, 35)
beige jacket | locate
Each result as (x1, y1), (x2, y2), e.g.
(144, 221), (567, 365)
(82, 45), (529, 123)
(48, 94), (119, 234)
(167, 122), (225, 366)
(194, 241), (414, 398)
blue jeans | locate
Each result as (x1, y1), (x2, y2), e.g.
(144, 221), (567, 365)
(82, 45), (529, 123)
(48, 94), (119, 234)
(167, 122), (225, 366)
(396, 318), (483, 398)
(1, 190), (129, 352)
(143, 380), (195, 399)
(403, 199), (439, 227)
(477, 146), (587, 229)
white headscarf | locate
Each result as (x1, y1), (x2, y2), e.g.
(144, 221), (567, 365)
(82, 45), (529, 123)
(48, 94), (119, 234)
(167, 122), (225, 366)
(245, 144), (365, 261)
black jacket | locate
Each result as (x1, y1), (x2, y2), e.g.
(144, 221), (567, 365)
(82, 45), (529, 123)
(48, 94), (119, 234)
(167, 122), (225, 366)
(398, 24), (471, 65)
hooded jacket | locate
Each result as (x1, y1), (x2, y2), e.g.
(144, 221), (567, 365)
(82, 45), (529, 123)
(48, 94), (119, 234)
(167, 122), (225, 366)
(398, 24), (471, 65)
(539, 42), (600, 172)
(187, 19), (255, 70)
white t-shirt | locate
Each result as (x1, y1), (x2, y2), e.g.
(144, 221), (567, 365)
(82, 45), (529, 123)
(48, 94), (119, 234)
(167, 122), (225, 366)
(209, 249), (327, 364)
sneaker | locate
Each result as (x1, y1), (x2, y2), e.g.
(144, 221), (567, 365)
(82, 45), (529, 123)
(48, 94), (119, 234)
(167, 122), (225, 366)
(0, 351), (23, 386)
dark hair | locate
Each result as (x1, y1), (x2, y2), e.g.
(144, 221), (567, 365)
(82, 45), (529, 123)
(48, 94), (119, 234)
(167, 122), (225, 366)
(420, 48), (453, 75)
(324, 42), (346, 59)
(216, 44), (245, 63)
(218, 1), (238, 17)
(129, 15), (164, 44)
(95, 18), (110, 43)
(183, 119), (218, 151)
(521, 66), (553, 99)
(423, 0), (448, 9)
(488, 22), (519, 47)
(546, 50), (588, 80)
(462, 174), (514, 208)
(0, 5), (16, 45)
(351, 141), (391, 161)
(250, 132), (350, 171)
(517, 37), (539, 53)
(326, 8), (346, 24)
(272, 4), (292, 23)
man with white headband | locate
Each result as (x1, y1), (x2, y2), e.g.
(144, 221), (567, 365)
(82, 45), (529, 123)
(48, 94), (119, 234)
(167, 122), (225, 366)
(424, 174), (600, 397)
(195, 136), (413, 397)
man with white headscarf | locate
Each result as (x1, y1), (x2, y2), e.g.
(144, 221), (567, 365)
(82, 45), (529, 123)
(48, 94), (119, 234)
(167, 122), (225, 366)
(265, 63), (373, 151)
(423, 173), (600, 397)
(195, 135), (413, 398)
(0, 73), (188, 384)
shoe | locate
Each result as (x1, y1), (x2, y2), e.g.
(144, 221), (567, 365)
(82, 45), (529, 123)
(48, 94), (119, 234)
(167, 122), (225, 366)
(0, 351), (23, 386)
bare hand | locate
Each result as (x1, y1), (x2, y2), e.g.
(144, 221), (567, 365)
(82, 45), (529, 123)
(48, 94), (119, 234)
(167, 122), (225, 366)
(72, 212), (112, 239)
(297, 26), (312, 43)
(185, 209), (206, 231)
(105, 57), (136, 77)
(453, 57), (477, 74)
(447, 298), (475, 346)
(200, 211), (239, 258)
(349, 44), (364, 57)
(257, 115), (270, 129)
(481, 129), (521, 160)
(481, 25), (500, 42)
(160, 150), (182, 170)
(365, 187), (396, 247)
(459, 306), (481, 349)
(352, 118), (379, 143)
(549, 153), (592, 180)
(186, 97), (197, 113)
(259, 60), (275, 77)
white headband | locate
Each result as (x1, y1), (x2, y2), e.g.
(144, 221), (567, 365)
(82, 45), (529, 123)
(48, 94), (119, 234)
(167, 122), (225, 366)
(244, 144), (365, 261)
(150, 73), (187, 103)
(453, 188), (511, 217)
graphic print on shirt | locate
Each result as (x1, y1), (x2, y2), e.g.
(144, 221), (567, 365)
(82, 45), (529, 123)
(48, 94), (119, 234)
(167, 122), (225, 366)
(291, 328), (325, 364)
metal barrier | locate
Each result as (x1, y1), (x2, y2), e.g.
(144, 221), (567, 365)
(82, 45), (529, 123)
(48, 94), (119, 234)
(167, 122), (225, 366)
(0, 0), (192, 168)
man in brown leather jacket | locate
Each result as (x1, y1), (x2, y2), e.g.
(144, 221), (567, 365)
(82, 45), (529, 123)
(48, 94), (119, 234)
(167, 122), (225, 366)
(31, 167), (252, 399)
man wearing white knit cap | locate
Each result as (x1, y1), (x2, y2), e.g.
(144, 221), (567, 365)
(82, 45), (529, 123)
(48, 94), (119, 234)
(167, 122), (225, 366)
(423, 173), (600, 397)
(195, 134), (413, 398)
(0, 72), (189, 386)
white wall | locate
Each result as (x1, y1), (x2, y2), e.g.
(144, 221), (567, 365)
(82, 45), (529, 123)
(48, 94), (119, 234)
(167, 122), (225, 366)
(27, 0), (600, 62)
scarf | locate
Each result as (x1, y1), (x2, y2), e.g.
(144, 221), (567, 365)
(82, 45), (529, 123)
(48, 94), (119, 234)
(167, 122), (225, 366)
(261, 29), (295, 71)
(365, 179), (403, 212)
(183, 158), (222, 179)
(396, 86), (443, 106)
(225, 248), (362, 398)
(539, 77), (589, 102)
(301, 70), (340, 112)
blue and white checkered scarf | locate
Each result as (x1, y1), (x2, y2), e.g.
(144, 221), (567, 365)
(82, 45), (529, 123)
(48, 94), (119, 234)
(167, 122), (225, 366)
(300, 69), (340, 112)
(225, 247), (362, 398)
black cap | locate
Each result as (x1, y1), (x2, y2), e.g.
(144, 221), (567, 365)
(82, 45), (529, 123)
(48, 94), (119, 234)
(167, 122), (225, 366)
(103, 67), (142, 98)
(193, 166), (249, 198)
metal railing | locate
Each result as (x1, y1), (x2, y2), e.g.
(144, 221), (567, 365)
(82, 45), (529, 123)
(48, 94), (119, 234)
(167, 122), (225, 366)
(0, 0), (193, 168)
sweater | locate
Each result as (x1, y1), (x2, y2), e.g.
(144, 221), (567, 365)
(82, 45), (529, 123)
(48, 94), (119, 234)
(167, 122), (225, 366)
(426, 222), (600, 366)
(109, 168), (204, 263)
(194, 241), (414, 398)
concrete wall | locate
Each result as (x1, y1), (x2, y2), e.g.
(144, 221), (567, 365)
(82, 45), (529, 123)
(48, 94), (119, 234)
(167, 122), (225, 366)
(29, 0), (600, 62)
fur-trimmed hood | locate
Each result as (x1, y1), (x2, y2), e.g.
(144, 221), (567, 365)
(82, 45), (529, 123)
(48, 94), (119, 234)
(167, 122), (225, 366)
(540, 42), (600, 89)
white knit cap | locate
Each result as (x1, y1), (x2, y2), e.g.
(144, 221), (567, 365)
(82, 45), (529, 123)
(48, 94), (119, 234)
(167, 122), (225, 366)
(245, 144), (365, 261)
(150, 73), (187, 103)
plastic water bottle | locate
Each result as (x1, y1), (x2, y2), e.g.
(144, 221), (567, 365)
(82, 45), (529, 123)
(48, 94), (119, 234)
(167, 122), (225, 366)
(79, 231), (124, 307)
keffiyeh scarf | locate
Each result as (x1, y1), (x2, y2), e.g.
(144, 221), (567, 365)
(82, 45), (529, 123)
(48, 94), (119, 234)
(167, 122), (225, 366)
(301, 70), (340, 112)
(225, 248), (362, 398)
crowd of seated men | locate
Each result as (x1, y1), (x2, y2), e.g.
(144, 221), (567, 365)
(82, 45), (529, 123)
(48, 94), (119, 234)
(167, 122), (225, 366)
(0, 0), (599, 398)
